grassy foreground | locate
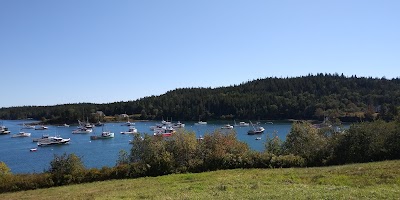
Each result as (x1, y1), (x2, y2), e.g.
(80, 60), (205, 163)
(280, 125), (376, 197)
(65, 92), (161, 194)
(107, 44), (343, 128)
(1, 160), (399, 200)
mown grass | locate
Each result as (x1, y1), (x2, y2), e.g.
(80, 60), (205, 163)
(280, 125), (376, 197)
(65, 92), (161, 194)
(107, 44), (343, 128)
(1, 160), (399, 200)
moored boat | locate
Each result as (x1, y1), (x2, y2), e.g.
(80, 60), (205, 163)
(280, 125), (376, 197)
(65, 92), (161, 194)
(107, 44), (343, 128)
(121, 126), (138, 134)
(37, 136), (70, 146)
(72, 127), (93, 134)
(172, 121), (185, 128)
(91, 125), (114, 140)
(247, 121), (265, 135)
(57, 123), (70, 127)
(12, 131), (31, 138)
(121, 120), (135, 126)
(237, 121), (250, 127)
(21, 123), (35, 129)
(32, 134), (50, 142)
(221, 124), (234, 129)
(35, 125), (48, 130)
(90, 131), (114, 140)
(95, 121), (104, 127)
(0, 125), (11, 135)
(154, 126), (175, 137)
(194, 121), (207, 125)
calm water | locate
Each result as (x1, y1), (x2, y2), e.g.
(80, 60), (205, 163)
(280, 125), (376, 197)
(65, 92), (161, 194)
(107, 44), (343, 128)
(0, 120), (292, 174)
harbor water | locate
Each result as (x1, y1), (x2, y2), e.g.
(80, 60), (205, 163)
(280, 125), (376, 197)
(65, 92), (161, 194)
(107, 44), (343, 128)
(0, 120), (292, 174)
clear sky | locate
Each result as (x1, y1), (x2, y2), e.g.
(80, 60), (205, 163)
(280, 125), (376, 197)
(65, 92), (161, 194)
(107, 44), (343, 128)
(1, 0), (399, 108)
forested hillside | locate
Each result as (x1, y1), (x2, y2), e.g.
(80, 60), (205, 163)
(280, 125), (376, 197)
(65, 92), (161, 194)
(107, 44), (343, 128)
(1, 73), (399, 123)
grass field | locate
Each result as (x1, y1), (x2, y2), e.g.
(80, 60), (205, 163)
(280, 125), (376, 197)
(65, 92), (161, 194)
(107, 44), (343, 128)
(1, 160), (399, 199)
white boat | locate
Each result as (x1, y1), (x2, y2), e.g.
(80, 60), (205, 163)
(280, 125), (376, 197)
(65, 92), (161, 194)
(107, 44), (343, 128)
(121, 126), (138, 134)
(78, 119), (94, 129)
(30, 148), (37, 152)
(35, 125), (48, 130)
(255, 137), (262, 140)
(91, 125), (114, 140)
(32, 134), (51, 142)
(0, 125), (11, 135)
(237, 121), (250, 127)
(37, 136), (70, 146)
(72, 127), (93, 134)
(90, 131), (114, 140)
(194, 116), (207, 125)
(172, 121), (185, 128)
(153, 126), (175, 137)
(150, 124), (163, 131)
(247, 121), (265, 135)
(194, 121), (207, 125)
(12, 131), (31, 138)
(122, 121), (135, 126)
(21, 123), (35, 129)
(57, 123), (70, 127)
(95, 121), (104, 127)
(121, 120), (135, 126)
(161, 117), (172, 125)
(221, 124), (234, 129)
(73, 120), (93, 133)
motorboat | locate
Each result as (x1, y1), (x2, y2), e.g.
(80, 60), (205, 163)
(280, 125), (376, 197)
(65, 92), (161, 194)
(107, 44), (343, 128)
(21, 123), (35, 129)
(121, 126), (138, 134)
(121, 120), (135, 126)
(78, 120), (94, 129)
(35, 125), (48, 130)
(0, 125), (11, 135)
(255, 137), (262, 140)
(194, 121), (207, 125)
(57, 123), (70, 127)
(150, 124), (163, 131)
(95, 121), (104, 127)
(12, 131), (31, 138)
(91, 125), (114, 140)
(161, 117), (172, 126)
(72, 127), (93, 134)
(153, 126), (175, 137)
(30, 148), (38, 152)
(32, 134), (50, 142)
(37, 136), (70, 146)
(90, 131), (114, 140)
(221, 124), (234, 129)
(237, 121), (250, 127)
(172, 121), (185, 128)
(247, 121), (265, 135)
(194, 116), (207, 125)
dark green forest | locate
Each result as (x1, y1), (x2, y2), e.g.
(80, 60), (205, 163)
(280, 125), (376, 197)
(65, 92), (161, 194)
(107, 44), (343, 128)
(1, 73), (399, 123)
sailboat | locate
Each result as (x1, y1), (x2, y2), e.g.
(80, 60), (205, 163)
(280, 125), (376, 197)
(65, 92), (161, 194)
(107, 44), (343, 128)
(194, 116), (207, 125)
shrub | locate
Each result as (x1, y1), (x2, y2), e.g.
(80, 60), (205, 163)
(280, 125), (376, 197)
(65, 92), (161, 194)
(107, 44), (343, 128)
(48, 153), (85, 186)
(270, 154), (306, 168)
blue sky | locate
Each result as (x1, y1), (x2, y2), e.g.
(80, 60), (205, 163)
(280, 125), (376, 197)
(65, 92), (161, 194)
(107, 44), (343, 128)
(1, 0), (399, 107)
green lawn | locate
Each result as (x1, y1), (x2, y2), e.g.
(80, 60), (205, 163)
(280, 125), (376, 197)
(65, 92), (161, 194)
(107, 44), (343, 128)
(1, 160), (399, 199)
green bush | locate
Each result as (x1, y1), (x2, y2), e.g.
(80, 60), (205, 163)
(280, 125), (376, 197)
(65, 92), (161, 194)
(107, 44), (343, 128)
(0, 173), (53, 193)
(270, 154), (306, 168)
(48, 153), (85, 186)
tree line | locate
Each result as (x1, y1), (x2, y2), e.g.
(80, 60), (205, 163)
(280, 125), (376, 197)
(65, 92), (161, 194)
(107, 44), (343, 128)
(1, 73), (400, 123)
